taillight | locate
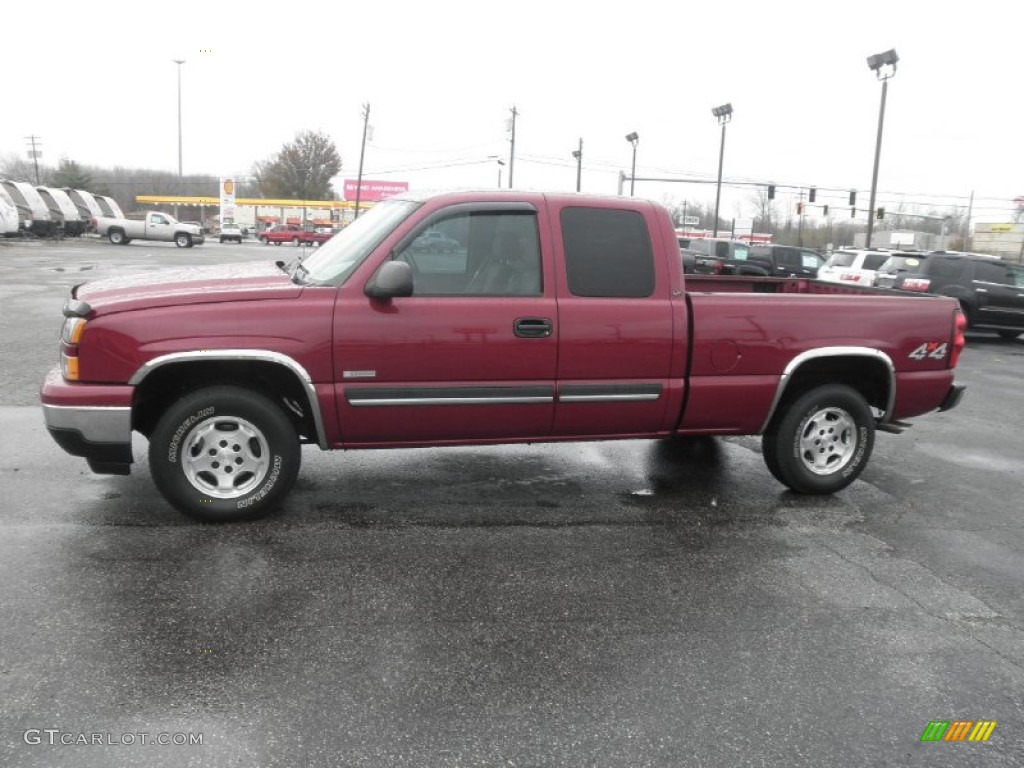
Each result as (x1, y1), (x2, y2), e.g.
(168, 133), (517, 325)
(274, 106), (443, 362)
(901, 277), (931, 292)
(90, 217), (97, 229)
(949, 310), (967, 368)
(715, 259), (724, 274)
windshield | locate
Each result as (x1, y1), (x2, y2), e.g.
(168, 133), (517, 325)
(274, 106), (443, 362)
(300, 199), (420, 284)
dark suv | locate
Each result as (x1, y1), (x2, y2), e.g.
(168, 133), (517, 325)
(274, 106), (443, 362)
(690, 241), (823, 277)
(883, 251), (1024, 338)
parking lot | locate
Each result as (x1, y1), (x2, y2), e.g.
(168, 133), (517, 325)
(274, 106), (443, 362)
(1, 236), (1022, 767)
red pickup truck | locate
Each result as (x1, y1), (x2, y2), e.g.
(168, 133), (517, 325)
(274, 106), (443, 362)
(41, 190), (966, 522)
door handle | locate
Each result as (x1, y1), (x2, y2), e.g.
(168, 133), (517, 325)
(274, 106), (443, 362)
(514, 317), (552, 338)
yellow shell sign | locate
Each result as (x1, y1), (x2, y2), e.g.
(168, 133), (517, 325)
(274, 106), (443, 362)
(223, 179), (235, 196)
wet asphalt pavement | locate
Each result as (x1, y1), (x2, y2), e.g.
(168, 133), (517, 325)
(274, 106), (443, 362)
(1, 237), (1022, 767)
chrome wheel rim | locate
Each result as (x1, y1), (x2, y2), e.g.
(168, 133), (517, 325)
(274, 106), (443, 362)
(181, 416), (270, 498)
(799, 407), (857, 475)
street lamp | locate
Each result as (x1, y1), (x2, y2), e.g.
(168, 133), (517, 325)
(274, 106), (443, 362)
(865, 48), (898, 248)
(571, 138), (583, 192)
(495, 157), (505, 188)
(625, 132), (639, 196)
(711, 103), (733, 237)
(172, 58), (185, 219)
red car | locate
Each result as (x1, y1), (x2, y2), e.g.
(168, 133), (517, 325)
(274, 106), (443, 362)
(259, 224), (307, 246)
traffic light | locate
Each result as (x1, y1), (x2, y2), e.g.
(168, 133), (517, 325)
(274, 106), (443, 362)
(876, 207), (885, 220)
(823, 205), (829, 216)
(848, 189), (856, 206)
(808, 187), (817, 203)
(767, 184), (775, 200)
(797, 202), (804, 215)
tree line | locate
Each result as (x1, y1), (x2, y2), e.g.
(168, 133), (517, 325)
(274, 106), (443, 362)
(0, 130), (342, 215)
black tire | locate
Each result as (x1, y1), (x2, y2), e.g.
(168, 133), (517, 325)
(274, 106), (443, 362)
(175, 232), (192, 248)
(274, 241), (281, 246)
(148, 386), (301, 522)
(219, 237), (226, 243)
(108, 229), (126, 245)
(761, 384), (875, 494)
(998, 330), (1022, 340)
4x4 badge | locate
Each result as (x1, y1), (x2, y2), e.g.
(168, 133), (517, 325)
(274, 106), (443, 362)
(909, 342), (948, 361)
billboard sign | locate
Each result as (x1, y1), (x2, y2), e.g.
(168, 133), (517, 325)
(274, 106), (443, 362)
(344, 179), (409, 202)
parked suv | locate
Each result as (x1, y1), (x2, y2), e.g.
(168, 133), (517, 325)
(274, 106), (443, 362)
(886, 251), (1024, 338)
(818, 249), (891, 286)
(874, 252), (931, 289)
(748, 245), (824, 278)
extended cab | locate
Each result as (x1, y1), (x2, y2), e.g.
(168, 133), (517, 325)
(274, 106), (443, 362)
(94, 211), (204, 248)
(41, 191), (966, 522)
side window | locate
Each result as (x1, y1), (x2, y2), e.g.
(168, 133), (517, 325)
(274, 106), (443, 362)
(714, 241), (729, 259)
(928, 258), (966, 279)
(561, 207), (655, 298)
(776, 248), (798, 266)
(864, 253), (888, 270)
(1009, 265), (1024, 288)
(151, 214), (167, 225)
(395, 210), (541, 296)
(972, 261), (1011, 285)
(732, 244), (750, 261)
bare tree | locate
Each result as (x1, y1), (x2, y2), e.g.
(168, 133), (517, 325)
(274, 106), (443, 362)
(256, 131), (342, 200)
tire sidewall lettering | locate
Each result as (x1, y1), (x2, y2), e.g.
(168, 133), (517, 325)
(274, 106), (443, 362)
(167, 407), (216, 463)
(237, 455), (283, 509)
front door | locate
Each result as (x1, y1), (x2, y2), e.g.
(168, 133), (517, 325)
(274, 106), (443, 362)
(332, 203), (558, 445)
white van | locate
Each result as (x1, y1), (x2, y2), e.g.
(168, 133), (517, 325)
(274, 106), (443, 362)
(66, 189), (105, 229)
(95, 194), (125, 219)
(38, 187), (86, 236)
(1, 180), (54, 236)
(0, 193), (19, 235)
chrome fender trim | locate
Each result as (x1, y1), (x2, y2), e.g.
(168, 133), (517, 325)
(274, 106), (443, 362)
(758, 346), (896, 434)
(129, 350), (328, 449)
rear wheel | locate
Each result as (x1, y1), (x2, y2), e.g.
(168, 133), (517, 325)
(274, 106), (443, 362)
(148, 386), (301, 522)
(108, 229), (126, 245)
(762, 384), (875, 494)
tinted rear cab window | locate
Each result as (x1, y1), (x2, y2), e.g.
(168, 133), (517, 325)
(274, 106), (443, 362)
(561, 207), (655, 297)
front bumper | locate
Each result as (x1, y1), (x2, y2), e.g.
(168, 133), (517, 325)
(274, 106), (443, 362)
(40, 368), (134, 475)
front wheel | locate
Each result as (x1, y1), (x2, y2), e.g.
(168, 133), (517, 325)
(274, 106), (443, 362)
(175, 232), (192, 248)
(148, 386), (301, 522)
(761, 384), (875, 494)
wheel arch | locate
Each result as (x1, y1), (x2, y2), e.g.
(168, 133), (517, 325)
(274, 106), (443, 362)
(129, 351), (328, 448)
(759, 347), (895, 434)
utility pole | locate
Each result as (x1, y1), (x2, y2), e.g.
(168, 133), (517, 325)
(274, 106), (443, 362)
(25, 136), (42, 185)
(172, 59), (185, 219)
(507, 105), (518, 189)
(964, 190), (974, 252)
(354, 102), (371, 220)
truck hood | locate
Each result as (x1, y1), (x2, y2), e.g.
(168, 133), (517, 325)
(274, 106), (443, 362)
(76, 260), (303, 315)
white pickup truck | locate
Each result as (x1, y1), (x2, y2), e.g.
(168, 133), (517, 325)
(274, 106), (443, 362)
(93, 211), (205, 248)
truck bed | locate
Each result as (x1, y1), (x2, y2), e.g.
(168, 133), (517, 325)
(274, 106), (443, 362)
(685, 274), (897, 296)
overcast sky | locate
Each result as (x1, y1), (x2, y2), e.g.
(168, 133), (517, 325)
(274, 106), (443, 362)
(3, 0), (1021, 222)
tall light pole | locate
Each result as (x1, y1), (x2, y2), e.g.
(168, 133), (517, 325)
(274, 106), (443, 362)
(625, 132), (639, 196)
(496, 158), (505, 188)
(865, 48), (898, 249)
(354, 102), (371, 220)
(571, 138), (583, 192)
(506, 105), (518, 189)
(711, 103), (733, 237)
(172, 59), (185, 219)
